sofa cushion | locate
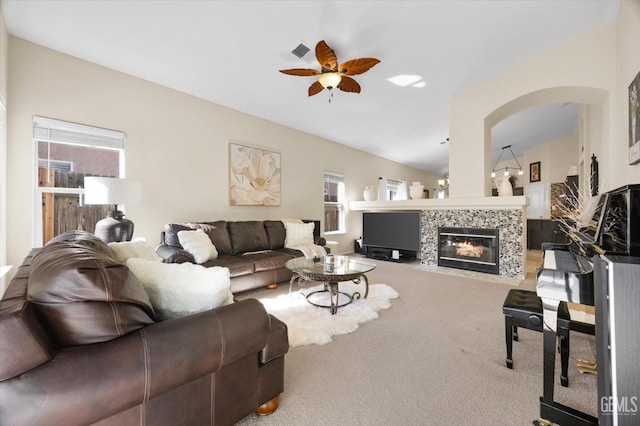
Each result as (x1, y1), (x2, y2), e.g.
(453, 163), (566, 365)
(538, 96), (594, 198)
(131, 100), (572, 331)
(201, 255), (255, 277)
(242, 251), (294, 272)
(189, 221), (234, 256)
(28, 235), (155, 348)
(178, 229), (219, 264)
(264, 220), (286, 249)
(127, 258), (234, 321)
(228, 221), (269, 255)
(275, 247), (306, 257)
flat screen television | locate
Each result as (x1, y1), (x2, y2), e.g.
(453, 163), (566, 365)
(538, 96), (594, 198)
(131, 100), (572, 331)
(362, 212), (420, 252)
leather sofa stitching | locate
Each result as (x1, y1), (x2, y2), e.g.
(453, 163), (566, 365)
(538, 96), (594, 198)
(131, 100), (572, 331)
(140, 328), (151, 407)
(94, 258), (125, 336)
(98, 258), (128, 336)
(210, 373), (215, 425)
(214, 314), (225, 366)
(108, 302), (124, 336)
(93, 258), (112, 301)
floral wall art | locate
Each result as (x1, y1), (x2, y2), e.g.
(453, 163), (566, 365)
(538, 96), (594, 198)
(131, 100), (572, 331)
(229, 142), (281, 206)
(629, 71), (640, 165)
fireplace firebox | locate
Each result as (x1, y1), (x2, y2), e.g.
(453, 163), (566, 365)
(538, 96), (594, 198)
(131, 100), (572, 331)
(437, 227), (499, 275)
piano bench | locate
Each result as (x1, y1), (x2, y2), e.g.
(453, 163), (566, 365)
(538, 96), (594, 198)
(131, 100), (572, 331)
(502, 289), (572, 387)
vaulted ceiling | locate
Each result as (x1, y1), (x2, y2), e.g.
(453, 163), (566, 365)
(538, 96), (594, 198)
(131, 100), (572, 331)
(1, 0), (619, 175)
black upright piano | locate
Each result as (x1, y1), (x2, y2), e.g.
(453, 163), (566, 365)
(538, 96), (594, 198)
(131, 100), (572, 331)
(535, 184), (640, 425)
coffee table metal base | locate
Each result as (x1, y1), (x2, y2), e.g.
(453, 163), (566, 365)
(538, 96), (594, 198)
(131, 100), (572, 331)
(290, 275), (369, 315)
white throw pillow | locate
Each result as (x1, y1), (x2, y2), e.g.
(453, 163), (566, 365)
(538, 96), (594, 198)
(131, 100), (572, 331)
(284, 221), (315, 248)
(126, 258), (234, 321)
(177, 229), (218, 264)
(108, 238), (162, 263)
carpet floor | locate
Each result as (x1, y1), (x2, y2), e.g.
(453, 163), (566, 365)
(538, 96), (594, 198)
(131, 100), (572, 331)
(237, 253), (598, 425)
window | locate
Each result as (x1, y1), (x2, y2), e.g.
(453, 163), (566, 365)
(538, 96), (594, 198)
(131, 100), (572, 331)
(33, 116), (125, 246)
(323, 171), (345, 234)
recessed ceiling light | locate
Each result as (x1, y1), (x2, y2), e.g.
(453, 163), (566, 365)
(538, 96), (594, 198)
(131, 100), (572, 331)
(412, 81), (426, 88)
(387, 74), (423, 87)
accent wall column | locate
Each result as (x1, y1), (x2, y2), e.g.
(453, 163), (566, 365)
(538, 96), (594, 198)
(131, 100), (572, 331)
(448, 92), (492, 198)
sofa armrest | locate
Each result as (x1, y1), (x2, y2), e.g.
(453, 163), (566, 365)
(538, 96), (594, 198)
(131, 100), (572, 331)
(260, 314), (289, 364)
(155, 244), (195, 263)
(143, 298), (273, 396)
(0, 299), (277, 425)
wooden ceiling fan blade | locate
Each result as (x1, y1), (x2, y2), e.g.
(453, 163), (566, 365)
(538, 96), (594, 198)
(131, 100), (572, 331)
(338, 58), (381, 75)
(315, 40), (338, 71)
(279, 68), (320, 76)
(308, 81), (324, 96)
(337, 76), (361, 93)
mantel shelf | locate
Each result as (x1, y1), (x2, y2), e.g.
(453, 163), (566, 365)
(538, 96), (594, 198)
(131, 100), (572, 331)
(349, 196), (528, 211)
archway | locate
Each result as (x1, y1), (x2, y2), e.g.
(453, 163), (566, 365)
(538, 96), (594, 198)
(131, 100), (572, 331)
(486, 86), (609, 200)
(448, 85), (609, 198)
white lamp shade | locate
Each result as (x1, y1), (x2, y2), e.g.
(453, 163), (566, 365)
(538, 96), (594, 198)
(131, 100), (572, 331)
(84, 177), (142, 206)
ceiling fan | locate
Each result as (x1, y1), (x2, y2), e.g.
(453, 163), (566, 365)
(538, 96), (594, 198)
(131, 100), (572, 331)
(279, 40), (380, 97)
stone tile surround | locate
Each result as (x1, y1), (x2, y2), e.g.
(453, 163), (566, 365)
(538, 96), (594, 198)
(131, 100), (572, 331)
(420, 209), (524, 278)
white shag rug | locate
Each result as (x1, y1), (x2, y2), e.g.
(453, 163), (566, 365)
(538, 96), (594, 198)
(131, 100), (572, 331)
(258, 283), (399, 347)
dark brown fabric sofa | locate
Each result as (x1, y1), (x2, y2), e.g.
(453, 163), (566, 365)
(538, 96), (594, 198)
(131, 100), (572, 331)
(155, 220), (326, 293)
(0, 231), (288, 426)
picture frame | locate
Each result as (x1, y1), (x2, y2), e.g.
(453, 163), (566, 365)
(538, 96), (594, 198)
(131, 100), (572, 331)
(228, 142), (281, 206)
(530, 161), (541, 183)
(629, 71), (640, 165)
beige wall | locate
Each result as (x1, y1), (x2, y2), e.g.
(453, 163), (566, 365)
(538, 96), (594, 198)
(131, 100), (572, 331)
(5, 37), (435, 272)
(0, 5), (6, 101)
(450, 8), (640, 198)
(0, 5), (8, 288)
(614, 0), (640, 186)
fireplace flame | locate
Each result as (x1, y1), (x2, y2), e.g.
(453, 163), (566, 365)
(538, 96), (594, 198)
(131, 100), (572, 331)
(455, 241), (483, 258)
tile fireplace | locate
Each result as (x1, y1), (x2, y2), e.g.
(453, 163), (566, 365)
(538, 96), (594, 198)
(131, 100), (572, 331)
(437, 227), (500, 275)
(348, 198), (526, 279)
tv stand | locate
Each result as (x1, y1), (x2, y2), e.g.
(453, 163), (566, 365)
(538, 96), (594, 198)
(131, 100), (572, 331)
(363, 247), (416, 263)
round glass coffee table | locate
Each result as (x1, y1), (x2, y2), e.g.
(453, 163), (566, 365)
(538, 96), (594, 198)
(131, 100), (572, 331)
(285, 255), (376, 314)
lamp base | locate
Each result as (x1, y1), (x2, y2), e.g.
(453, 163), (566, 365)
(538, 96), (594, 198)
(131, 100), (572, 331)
(94, 210), (134, 243)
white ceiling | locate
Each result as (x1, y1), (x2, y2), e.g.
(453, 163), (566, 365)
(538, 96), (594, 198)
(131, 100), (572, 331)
(1, 0), (619, 176)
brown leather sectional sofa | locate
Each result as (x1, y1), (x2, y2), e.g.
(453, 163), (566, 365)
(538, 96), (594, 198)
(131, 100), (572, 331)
(0, 231), (289, 425)
(155, 220), (326, 293)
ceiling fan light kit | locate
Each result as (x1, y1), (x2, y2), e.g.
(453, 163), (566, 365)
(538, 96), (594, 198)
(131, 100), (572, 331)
(318, 72), (342, 89)
(280, 40), (380, 98)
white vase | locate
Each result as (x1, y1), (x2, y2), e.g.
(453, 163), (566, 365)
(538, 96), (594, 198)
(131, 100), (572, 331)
(363, 185), (377, 201)
(495, 177), (513, 197)
(409, 182), (424, 199)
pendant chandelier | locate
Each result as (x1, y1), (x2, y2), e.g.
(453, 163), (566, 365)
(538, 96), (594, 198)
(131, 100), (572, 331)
(491, 145), (524, 178)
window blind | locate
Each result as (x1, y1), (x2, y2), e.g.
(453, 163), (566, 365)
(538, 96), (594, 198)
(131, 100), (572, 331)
(324, 171), (344, 183)
(33, 116), (125, 150)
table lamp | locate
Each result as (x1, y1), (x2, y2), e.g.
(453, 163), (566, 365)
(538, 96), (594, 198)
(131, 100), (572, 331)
(84, 177), (142, 243)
